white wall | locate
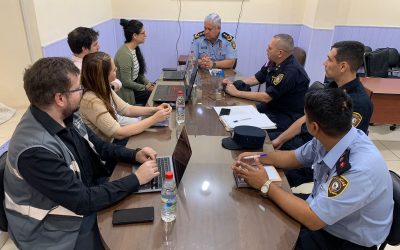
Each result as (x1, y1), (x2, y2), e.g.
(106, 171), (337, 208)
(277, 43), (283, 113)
(0, 0), (31, 108)
(33, 0), (113, 45)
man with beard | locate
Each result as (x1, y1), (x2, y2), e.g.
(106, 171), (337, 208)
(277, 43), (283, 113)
(4, 57), (160, 249)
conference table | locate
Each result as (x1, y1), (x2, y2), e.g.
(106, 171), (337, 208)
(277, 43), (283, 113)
(360, 77), (400, 126)
(97, 69), (300, 250)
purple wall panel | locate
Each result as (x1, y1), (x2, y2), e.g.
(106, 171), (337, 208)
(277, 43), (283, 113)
(42, 20), (117, 60)
(332, 26), (400, 52)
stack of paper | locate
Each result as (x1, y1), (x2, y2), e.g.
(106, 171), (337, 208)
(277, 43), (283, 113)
(234, 165), (282, 188)
(213, 105), (276, 130)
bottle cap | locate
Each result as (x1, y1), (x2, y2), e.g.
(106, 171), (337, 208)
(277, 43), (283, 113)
(165, 171), (174, 179)
(177, 90), (183, 96)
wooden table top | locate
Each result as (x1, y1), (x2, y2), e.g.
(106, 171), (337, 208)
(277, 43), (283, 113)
(97, 69), (300, 250)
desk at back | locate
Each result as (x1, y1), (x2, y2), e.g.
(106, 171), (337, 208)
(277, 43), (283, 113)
(97, 69), (300, 250)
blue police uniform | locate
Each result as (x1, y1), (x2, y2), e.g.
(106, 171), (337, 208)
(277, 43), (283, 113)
(327, 78), (372, 134)
(295, 127), (393, 247)
(255, 55), (310, 132)
(191, 31), (237, 61)
(285, 77), (373, 188)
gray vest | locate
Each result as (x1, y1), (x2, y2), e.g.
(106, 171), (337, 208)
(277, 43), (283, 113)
(4, 109), (94, 250)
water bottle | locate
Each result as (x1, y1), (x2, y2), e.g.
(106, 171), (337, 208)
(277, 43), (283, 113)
(176, 90), (185, 124)
(161, 171), (177, 222)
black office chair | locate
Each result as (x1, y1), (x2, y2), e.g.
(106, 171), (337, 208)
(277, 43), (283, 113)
(388, 48), (400, 77)
(364, 48), (389, 78)
(379, 170), (400, 250)
(0, 151), (8, 232)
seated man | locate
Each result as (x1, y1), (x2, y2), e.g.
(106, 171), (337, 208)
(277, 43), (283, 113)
(4, 57), (159, 249)
(191, 13), (237, 69)
(272, 41), (373, 187)
(67, 26), (122, 91)
(222, 34), (310, 136)
(233, 88), (393, 250)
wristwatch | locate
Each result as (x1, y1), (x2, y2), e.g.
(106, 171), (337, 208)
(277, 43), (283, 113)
(212, 61), (217, 68)
(260, 180), (272, 197)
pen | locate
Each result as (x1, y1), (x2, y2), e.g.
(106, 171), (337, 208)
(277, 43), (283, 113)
(243, 154), (268, 160)
(233, 118), (251, 123)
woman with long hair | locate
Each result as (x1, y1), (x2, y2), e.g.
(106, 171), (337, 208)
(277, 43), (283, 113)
(115, 19), (154, 105)
(79, 51), (172, 143)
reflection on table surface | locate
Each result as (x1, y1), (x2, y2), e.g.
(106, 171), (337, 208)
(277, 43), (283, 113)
(97, 68), (300, 250)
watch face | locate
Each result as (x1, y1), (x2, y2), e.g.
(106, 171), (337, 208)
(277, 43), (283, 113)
(261, 186), (268, 194)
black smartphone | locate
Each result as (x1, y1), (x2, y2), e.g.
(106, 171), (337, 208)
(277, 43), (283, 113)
(219, 108), (231, 116)
(112, 207), (154, 225)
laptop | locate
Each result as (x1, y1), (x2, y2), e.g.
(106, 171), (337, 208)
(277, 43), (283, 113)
(162, 59), (189, 81)
(133, 126), (192, 193)
(152, 62), (198, 104)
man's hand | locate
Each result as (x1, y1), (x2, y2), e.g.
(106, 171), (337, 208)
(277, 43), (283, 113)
(135, 160), (159, 185)
(145, 83), (154, 91)
(271, 137), (284, 150)
(224, 83), (239, 96)
(136, 147), (157, 163)
(222, 78), (233, 85)
(232, 159), (268, 190)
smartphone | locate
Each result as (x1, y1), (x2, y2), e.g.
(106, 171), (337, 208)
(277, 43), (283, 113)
(112, 207), (154, 225)
(219, 108), (231, 116)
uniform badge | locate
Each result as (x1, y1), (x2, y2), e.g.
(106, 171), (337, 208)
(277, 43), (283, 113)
(335, 149), (351, 175)
(194, 31), (205, 39)
(272, 74), (285, 85)
(352, 112), (362, 128)
(328, 175), (349, 198)
(231, 40), (236, 50)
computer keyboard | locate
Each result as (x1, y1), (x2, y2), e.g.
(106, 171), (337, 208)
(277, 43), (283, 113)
(151, 157), (172, 189)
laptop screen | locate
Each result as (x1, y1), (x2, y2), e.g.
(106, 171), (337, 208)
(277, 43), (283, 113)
(172, 127), (192, 187)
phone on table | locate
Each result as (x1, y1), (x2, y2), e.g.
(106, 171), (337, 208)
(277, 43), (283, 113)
(219, 108), (231, 116)
(112, 207), (154, 225)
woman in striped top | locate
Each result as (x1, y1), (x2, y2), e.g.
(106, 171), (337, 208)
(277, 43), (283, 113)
(115, 19), (154, 105)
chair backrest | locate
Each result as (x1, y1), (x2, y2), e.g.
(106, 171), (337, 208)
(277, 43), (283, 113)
(387, 48), (400, 68)
(364, 49), (389, 78)
(384, 170), (400, 246)
(0, 151), (8, 232)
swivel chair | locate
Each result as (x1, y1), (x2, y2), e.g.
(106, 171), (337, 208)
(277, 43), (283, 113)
(379, 170), (400, 250)
(364, 49), (389, 78)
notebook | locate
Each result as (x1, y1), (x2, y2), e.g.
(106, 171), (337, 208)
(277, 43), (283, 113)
(132, 126), (192, 193)
(152, 62), (198, 104)
(234, 165), (282, 188)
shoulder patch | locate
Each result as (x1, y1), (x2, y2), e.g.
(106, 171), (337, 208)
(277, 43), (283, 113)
(222, 32), (234, 41)
(336, 149), (351, 175)
(352, 112), (362, 128)
(222, 32), (236, 49)
(272, 73), (285, 85)
(193, 31), (205, 39)
(328, 175), (349, 198)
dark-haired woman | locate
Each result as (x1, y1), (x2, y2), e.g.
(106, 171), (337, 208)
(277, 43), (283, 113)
(115, 19), (154, 105)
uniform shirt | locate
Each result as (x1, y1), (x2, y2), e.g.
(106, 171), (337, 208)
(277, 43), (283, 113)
(295, 127), (393, 247)
(191, 31), (237, 61)
(327, 78), (372, 134)
(255, 55), (310, 131)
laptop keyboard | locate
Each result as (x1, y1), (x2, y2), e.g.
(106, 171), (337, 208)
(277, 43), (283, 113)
(150, 157), (172, 189)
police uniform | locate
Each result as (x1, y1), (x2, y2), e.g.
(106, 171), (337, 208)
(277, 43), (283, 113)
(327, 78), (372, 134)
(255, 55), (310, 132)
(295, 127), (393, 248)
(191, 31), (237, 61)
(285, 77), (374, 188)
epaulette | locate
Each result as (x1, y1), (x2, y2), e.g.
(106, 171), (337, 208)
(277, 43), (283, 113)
(193, 31), (205, 39)
(222, 32), (234, 41)
(335, 149), (351, 176)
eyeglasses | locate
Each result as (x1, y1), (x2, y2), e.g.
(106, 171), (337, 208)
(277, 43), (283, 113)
(63, 85), (85, 93)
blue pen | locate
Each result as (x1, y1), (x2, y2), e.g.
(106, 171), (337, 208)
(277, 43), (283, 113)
(233, 118), (251, 123)
(243, 154), (268, 160)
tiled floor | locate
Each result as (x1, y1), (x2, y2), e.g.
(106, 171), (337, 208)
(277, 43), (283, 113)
(0, 107), (399, 249)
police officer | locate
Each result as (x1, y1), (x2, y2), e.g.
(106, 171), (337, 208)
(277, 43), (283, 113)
(191, 13), (237, 69)
(233, 88), (393, 250)
(273, 41), (373, 188)
(222, 33), (310, 135)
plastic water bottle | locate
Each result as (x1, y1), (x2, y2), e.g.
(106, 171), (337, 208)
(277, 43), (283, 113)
(161, 171), (177, 222)
(176, 90), (185, 124)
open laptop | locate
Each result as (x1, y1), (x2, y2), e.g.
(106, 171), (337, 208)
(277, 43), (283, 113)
(152, 62), (198, 104)
(162, 58), (189, 81)
(133, 126), (192, 193)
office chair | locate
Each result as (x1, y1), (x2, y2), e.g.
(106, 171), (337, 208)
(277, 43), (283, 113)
(379, 170), (400, 250)
(387, 48), (400, 77)
(0, 151), (8, 232)
(364, 49), (389, 78)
